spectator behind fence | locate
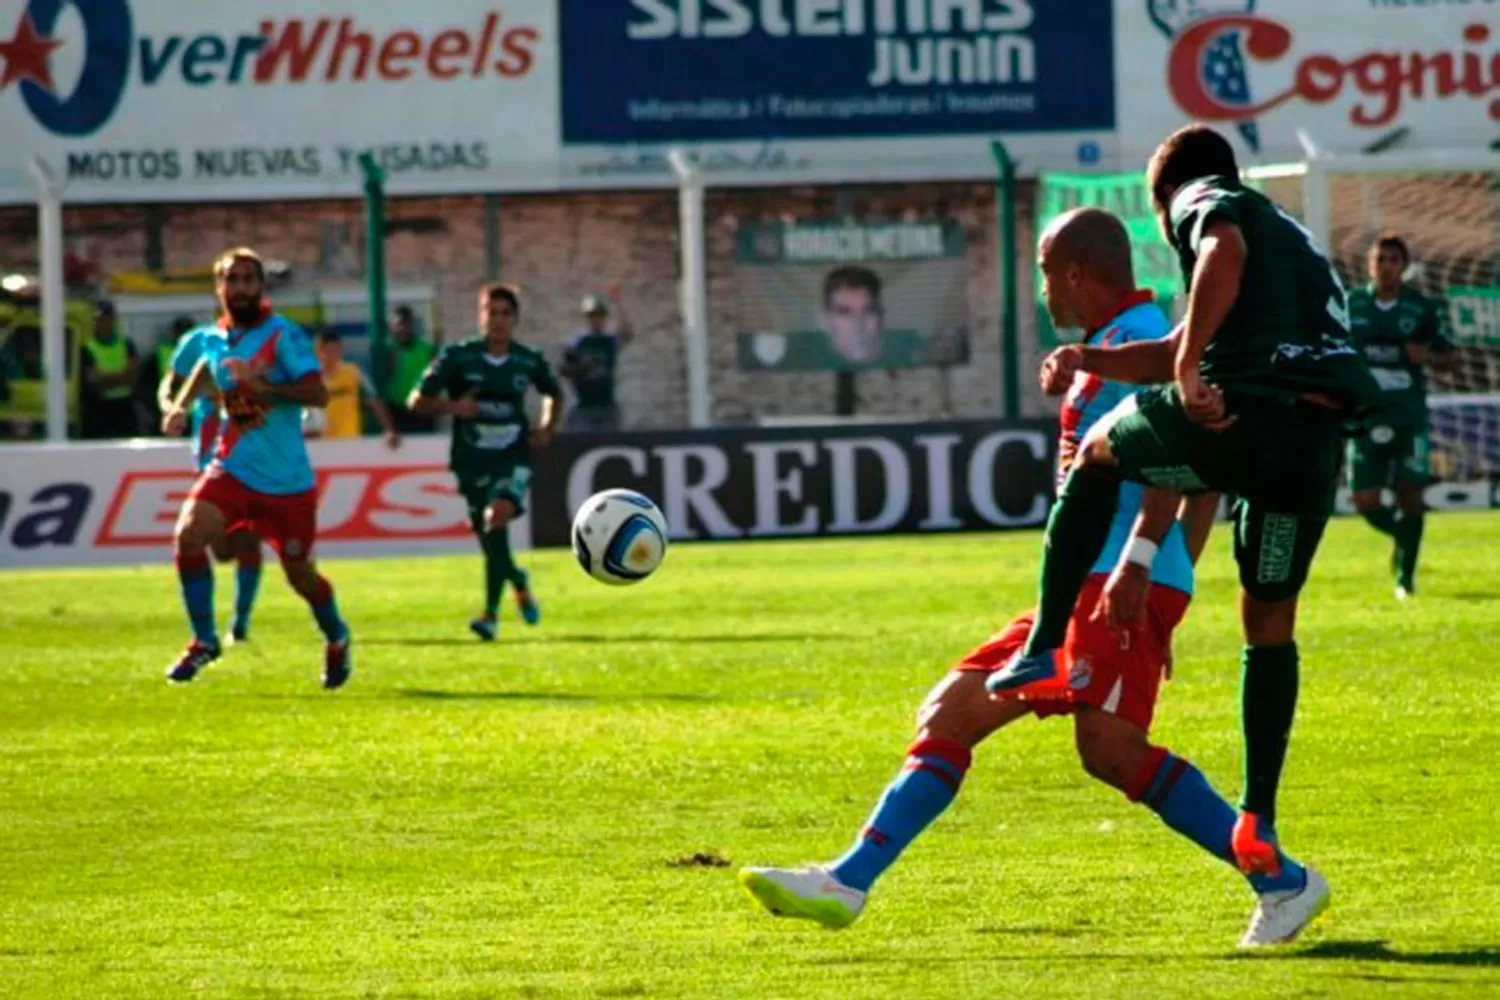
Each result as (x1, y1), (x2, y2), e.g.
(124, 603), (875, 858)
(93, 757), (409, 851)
(304, 330), (400, 449)
(136, 315), (196, 436)
(560, 280), (633, 433)
(79, 300), (140, 439)
(382, 305), (437, 434)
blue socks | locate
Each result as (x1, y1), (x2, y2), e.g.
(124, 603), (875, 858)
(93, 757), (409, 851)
(1129, 747), (1306, 894)
(175, 551), (217, 646)
(307, 575), (347, 643)
(233, 553), (262, 634)
(831, 738), (972, 892)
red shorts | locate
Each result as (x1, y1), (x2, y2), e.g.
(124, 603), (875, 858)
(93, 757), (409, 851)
(188, 468), (317, 560)
(956, 574), (1191, 732)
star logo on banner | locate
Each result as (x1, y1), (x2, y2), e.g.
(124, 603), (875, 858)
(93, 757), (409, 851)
(0, 13), (62, 92)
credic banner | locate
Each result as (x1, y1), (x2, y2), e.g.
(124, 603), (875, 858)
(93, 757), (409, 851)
(0, 0), (557, 204)
(560, 0), (1115, 143)
(1118, 0), (1500, 160)
(528, 420), (1059, 546)
(0, 436), (518, 569)
(735, 219), (970, 372)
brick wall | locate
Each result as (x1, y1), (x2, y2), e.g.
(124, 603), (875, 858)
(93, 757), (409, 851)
(0, 180), (1043, 429)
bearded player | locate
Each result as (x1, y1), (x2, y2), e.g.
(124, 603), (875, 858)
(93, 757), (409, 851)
(990, 126), (1379, 907)
(158, 324), (264, 644)
(1348, 234), (1453, 599)
(408, 283), (563, 641)
(740, 208), (1325, 948)
(161, 248), (352, 688)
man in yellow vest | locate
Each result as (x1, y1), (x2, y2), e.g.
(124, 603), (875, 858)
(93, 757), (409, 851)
(303, 330), (400, 447)
(79, 300), (140, 439)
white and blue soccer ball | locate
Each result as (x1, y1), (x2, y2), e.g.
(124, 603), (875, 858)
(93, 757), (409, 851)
(570, 489), (669, 585)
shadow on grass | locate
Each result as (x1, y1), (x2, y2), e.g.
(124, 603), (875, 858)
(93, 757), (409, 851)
(1243, 939), (1500, 967)
(361, 632), (855, 647)
(395, 688), (717, 704)
(1444, 592), (1500, 603)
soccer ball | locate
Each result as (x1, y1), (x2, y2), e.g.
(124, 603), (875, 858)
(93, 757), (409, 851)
(570, 489), (669, 585)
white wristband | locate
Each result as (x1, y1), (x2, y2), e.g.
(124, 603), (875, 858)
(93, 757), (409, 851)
(1124, 537), (1159, 569)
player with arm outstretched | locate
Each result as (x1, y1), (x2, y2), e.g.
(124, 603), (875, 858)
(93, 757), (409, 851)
(988, 127), (1379, 914)
(1347, 234), (1455, 599)
(740, 208), (1323, 949)
(158, 325), (264, 644)
(161, 247), (352, 689)
(408, 283), (563, 641)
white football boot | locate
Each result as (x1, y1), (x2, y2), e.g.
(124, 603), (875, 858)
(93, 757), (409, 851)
(1239, 866), (1330, 947)
(738, 865), (867, 929)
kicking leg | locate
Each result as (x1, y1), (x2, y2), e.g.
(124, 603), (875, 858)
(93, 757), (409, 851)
(1074, 708), (1327, 947)
(740, 667), (1030, 929)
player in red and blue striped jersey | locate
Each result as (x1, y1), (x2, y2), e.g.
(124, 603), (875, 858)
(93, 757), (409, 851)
(739, 209), (1326, 948)
(158, 325), (263, 644)
(160, 247), (351, 689)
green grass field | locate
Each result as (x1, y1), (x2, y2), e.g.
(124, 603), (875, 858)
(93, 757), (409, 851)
(3, 514), (1499, 999)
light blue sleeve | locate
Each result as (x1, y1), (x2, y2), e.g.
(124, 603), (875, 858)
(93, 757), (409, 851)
(169, 331), (203, 377)
(275, 322), (321, 382)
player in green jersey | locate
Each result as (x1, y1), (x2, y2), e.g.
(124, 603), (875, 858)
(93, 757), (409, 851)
(1347, 234), (1454, 599)
(988, 125), (1380, 892)
(408, 283), (564, 641)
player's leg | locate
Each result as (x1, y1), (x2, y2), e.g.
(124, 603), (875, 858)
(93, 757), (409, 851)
(1229, 498), (1328, 875)
(1392, 430), (1430, 597)
(229, 526), (263, 642)
(266, 491), (351, 689)
(740, 623), (1033, 929)
(493, 466), (539, 625)
(1348, 434), (1399, 540)
(169, 493), (230, 680)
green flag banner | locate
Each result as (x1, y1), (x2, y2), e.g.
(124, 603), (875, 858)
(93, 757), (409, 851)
(1448, 287), (1500, 347)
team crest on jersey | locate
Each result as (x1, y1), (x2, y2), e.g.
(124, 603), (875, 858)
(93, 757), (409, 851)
(1069, 659), (1093, 691)
(512, 374), (530, 392)
(1400, 317), (1417, 334)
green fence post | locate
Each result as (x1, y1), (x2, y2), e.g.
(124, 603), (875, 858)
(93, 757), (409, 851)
(990, 140), (1020, 419)
(359, 152), (389, 398)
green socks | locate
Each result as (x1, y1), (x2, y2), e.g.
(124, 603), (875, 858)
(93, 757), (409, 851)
(482, 528), (518, 617)
(1022, 466), (1121, 657)
(1395, 510), (1424, 591)
(1240, 643), (1299, 823)
(1359, 506), (1399, 538)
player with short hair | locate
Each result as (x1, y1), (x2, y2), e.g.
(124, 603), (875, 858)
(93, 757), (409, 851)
(161, 247), (352, 688)
(988, 125), (1379, 903)
(157, 319), (263, 644)
(741, 208), (1325, 949)
(408, 283), (563, 641)
(1347, 234), (1453, 598)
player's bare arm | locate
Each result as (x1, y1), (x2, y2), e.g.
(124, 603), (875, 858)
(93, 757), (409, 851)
(407, 385), (479, 419)
(162, 357), (213, 435)
(1176, 220), (1246, 422)
(1094, 485), (1180, 633)
(531, 387), (563, 450)
(1178, 492), (1222, 565)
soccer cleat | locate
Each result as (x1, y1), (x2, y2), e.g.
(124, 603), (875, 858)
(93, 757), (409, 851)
(515, 590), (541, 626)
(469, 616), (498, 642)
(738, 865), (867, 930)
(167, 641), (221, 683)
(1239, 867), (1330, 948)
(1395, 585), (1414, 602)
(1231, 812), (1284, 877)
(228, 621), (250, 645)
(984, 648), (1064, 698)
(322, 635), (353, 690)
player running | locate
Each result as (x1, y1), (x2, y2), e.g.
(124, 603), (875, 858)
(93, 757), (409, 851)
(741, 208), (1328, 948)
(989, 125), (1380, 882)
(407, 283), (563, 642)
(158, 323), (264, 644)
(1348, 234), (1453, 599)
(160, 247), (352, 688)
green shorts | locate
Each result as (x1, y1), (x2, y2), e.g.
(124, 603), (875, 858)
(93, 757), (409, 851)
(1104, 385), (1343, 602)
(1347, 425), (1430, 492)
(458, 463), (533, 528)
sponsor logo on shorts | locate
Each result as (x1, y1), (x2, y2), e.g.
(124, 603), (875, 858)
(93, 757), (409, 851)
(283, 538), (303, 558)
(1369, 425), (1395, 445)
(1069, 658), (1093, 691)
(1141, 465), (1208, 491)
(1257, 513), (1299, 585)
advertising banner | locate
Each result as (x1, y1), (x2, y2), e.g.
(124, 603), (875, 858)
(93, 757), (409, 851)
(0, 0), (557, 204)
(1118, 0), (1500, 161)
(560, 0), (1116, 143)
(0, 436), (514, 568)
(527, 419), (1059, 546)
(734, 219), (970, 371)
